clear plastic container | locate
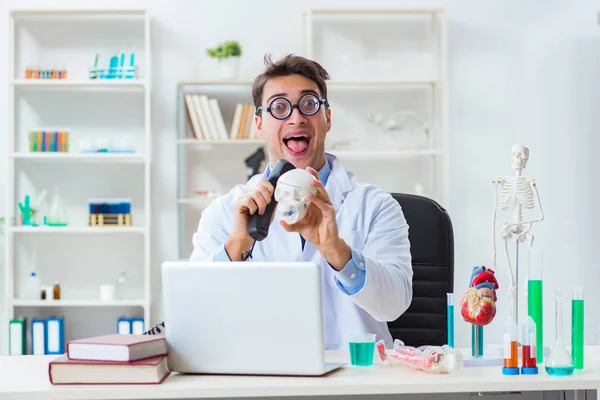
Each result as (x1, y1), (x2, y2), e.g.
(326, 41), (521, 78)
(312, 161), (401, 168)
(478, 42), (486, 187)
(502, 318), (519, 375)
(25, 271), (41, 300)
(520, 316), (538, 374)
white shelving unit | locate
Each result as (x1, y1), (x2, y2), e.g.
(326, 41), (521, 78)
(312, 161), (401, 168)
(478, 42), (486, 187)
(303, 7), (448, 204)
(175, 81), (266, 260)
(2, 9), (151, 355)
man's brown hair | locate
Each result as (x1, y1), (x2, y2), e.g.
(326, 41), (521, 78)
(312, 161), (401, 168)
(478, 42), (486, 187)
(252, 54), (330, 111)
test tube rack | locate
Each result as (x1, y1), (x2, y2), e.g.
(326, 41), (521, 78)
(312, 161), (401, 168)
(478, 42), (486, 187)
(88, 198), (132, 227)
(29, 129), (70, 152)
(89, 53), (137, 80)
(25, 67), (67, 79)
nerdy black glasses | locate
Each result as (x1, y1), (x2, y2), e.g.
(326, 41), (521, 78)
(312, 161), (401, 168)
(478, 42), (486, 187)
(255, 93), (329, 120)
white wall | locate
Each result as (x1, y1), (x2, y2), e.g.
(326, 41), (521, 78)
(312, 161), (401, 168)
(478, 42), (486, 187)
(0, 0), (599, 353)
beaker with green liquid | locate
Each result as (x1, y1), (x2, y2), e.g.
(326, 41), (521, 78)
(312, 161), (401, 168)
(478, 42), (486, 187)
(527, 247), (543, 363)
(545, 288), (574, 376)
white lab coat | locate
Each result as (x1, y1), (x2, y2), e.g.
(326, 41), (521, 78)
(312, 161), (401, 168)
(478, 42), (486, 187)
(190, 153), (413, 350)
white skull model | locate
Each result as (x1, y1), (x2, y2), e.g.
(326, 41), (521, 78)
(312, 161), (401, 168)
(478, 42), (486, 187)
(511, 144), (529, 170)
(274, 169), (318, 224)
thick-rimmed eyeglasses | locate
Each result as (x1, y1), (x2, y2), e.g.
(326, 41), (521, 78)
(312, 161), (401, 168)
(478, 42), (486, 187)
(255, 93), (329, 120)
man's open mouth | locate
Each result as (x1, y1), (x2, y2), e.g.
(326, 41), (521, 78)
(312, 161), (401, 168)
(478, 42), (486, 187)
(283, 134), (311, 155)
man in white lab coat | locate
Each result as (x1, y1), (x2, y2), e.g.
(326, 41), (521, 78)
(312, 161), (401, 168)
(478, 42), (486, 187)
(190, 54), (413, 350)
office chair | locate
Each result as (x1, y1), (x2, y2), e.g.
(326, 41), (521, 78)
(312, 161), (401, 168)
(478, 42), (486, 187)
(387, 193), (454, 347)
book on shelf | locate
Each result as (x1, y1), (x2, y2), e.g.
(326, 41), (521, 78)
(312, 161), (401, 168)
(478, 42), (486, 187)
(184, 93), (257, 141)
(48, 354), (169, 385)
(66, 333), (167, 362)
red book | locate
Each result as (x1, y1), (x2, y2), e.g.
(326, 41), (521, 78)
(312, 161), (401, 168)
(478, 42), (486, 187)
(66, 334), (167, 362)
(49, 354), (170, 385)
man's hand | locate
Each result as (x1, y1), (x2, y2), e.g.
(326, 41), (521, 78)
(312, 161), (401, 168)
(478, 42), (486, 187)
(280, 167), (351, 270)
(225, 179), (274, 260)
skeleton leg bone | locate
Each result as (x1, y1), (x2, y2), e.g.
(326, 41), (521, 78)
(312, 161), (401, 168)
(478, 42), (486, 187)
(503, 233), (517, 322)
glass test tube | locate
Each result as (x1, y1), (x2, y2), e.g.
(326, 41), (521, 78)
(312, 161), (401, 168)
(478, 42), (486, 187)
(572, 286), (584, 369)
(521, 316), (538, 374)
(446, 293), (454, 348)
(527, 247), (543, 363)
(503, 318), (519, 375)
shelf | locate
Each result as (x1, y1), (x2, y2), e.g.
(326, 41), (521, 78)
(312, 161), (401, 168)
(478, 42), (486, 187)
(11, 299), (146, 307)
(11, 9), (147, 17)
(10, 226), (147, 234)
(329, 149), (444, 160)
(177, 197), (217, 205)
(328, 80), (439, 90)
(178, 80), (254, 86)
(177, 139), (264, 145)
(309, 7), (444, 15)
(11, 79), (147, 89)
(11, 152), (146, 162)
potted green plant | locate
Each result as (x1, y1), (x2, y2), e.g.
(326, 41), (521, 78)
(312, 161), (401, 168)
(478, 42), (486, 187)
(206, 40), (242, 80)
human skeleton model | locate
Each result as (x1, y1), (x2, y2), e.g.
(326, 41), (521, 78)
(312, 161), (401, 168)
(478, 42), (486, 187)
(492, 144), (544, 322)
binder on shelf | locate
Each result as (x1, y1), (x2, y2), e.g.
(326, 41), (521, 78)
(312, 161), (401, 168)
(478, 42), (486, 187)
(31, 319), (46, 355)
(117, 317), (132, 334)
(131, 318), (145, 335)
(9, 319), (26, 355)
(46, 317), (65, 355)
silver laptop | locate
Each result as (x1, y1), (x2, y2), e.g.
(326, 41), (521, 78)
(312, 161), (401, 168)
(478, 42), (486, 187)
(161, 261), (345, 376)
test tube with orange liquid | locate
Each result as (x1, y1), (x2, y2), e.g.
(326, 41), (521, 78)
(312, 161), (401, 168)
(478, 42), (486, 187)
(521, 316), (539, 374)
(502, 318), (520, 375)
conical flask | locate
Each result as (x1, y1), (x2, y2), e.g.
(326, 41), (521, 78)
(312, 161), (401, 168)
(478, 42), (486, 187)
(545, 288), (574, 376)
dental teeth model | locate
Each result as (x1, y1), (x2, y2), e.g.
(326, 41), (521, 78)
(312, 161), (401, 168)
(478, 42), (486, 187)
(274, 169), (318, 224)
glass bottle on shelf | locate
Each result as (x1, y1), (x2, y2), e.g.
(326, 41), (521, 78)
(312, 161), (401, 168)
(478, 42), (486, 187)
(116, 271), (128, 299)
(545, 288), (574, 376)
(52, 281), (61, 300)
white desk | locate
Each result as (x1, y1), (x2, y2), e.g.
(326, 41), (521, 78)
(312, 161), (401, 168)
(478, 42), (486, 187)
(1, 347), (599, 400)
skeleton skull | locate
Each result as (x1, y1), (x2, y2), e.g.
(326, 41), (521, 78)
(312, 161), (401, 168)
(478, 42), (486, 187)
(274, 169), (318, 224)
(511, 144), (529, 170)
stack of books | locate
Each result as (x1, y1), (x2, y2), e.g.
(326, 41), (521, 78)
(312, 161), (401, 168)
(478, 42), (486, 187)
(184, 94), (258, 141)
(48, 334), (170, 385)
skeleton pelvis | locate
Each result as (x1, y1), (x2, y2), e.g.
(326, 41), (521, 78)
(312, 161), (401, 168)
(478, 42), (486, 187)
(460, 288), (497, 326)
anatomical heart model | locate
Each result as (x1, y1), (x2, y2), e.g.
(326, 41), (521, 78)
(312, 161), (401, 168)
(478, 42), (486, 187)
(461, 266), (499, 326)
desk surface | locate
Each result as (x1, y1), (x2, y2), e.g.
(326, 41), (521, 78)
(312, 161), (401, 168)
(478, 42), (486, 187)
(1, 347), (600, 400)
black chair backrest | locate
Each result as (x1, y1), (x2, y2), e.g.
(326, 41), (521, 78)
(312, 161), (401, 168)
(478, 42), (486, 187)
(387, 193), (454, 347)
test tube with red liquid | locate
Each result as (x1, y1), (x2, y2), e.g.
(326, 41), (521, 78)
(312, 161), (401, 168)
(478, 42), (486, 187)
(502, 318), (520, 375)
(521, 316), (539, 374)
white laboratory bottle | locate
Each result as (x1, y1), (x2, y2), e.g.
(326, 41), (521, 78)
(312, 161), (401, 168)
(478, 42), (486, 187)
(25, 271), (41, 300)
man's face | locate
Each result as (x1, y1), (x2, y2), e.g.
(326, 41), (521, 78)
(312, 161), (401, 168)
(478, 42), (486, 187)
(255, 74), (331, 171)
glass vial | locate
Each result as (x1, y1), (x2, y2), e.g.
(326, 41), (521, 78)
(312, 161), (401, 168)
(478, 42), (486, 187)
(503, 318), (520, 375)
(545, 288), (574, 376)
(571, 286), (584, 369)
(446, 293), (454, 348)
(53, 281), (61, 300)
(521, 316), (538, 374)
